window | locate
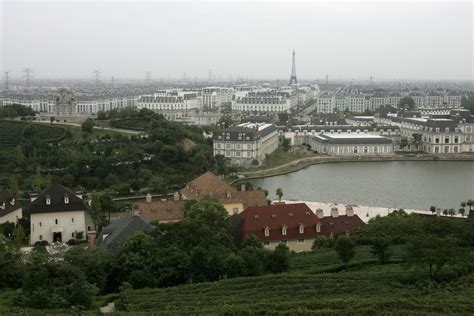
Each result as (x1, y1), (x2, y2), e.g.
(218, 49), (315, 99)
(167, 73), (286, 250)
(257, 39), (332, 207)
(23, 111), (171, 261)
(55, 219), (58, 225)
(282, 226), (287, 235)
(264, 226), (270, 237)
(46, 195), (51, 205)
(297, 239), (305, 244)
(72, 232), (75, 238)
(316, 223), (321, 233)
(435, 138), (440, 144)
(225, 143), (231, 149)
(39, 235), (43, 240)
(263, 241), (271, 246)
(280, 240), (288, 245)
(299, 225), (304, 234)
(454, 137), (458, 143)
(71, 218), (75, 224)
(64, 194), (69, 204)
(39, 222), (42, 227)
(364, 146), (368, 154)
(353, 147), (358, 154)
(235, 151), (241, 157)
(232, 208), (238, 215)
(235, 144), (241, 150)
(444, 137), (449, 144)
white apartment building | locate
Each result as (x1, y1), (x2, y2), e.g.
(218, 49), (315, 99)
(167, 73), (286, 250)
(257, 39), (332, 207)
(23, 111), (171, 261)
(76, 97), (138, 114)
(309, 134), (394, 156)
(136, 92), (200, 112)
(213, 122), (279, 166)
(201, 87), (233, 110)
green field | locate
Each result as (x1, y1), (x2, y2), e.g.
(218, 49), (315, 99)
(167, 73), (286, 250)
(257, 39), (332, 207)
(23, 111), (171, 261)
(115, 246), (474, 315)
(0, 120), (65, 147)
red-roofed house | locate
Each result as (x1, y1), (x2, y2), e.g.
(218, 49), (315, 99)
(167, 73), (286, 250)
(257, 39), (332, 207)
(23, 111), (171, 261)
(240, 203), (329, 252)
(239, 204), (365, 252)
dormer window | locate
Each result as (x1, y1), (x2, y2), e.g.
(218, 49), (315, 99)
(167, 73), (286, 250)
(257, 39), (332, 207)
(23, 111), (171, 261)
(299, 224), (305, 234)
(264, 226), (270, 237)
(64, 194), (69, 204)
(282, 225), (287, 235)
(254, 214), (260, 220)
(226, 192), (232, 198)
(288, 212), (294, 217)
(46, 195), (51, 205)
(0, 203), (4, 210)
(316, 223), (321, 233)
(10, 198), (15, 206)
(271, 214), (277, 219)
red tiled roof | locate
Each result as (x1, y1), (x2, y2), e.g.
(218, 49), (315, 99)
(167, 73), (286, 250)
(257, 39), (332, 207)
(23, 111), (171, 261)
(134, 199), (185, 222)
(240, 203), (329, 241)
(180, 171), (267, 208)
(321, 214), (365, 236)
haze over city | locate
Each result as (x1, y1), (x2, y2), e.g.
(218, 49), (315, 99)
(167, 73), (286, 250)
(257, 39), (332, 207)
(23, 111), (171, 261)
(1, 1), (473, 80)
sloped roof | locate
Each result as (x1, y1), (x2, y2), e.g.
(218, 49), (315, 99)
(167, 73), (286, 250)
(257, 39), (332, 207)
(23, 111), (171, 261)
(97, 214), (154, 251)
(240, 203), (328, 241)
(0, 190), (21, 218)
(30, 183), (86, 214)
(180, 171), (235, 199)
(321, 214), (365, 236)
(135, 198), (185, 222)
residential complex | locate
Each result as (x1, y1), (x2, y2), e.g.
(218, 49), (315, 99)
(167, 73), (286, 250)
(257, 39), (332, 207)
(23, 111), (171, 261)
(213, 121), (279, 166)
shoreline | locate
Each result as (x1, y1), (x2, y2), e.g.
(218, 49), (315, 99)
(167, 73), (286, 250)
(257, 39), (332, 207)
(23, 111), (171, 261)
(278, 199), (464, 223)
(232, 154), (474, 183)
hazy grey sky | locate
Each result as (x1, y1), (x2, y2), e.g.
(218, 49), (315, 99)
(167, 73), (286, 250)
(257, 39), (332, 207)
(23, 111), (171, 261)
(1, 1), (473, 80)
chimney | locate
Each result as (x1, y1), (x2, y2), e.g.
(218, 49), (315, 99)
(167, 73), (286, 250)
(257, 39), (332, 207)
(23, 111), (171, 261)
(146, 193), (152, 203)
(316, 208), (324, 219)
(331, 207), (339, 218)
(173, 191), (180, 201)
(87, 231), (96, 248)
(241, 184), (246, 192)
(346, 206), (354, 217)
(436, 208), (441, 217)
(133, 210), (140, 217)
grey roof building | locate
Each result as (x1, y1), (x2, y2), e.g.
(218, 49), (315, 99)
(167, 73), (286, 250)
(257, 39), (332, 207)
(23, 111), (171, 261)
(97, 214), (154, 251)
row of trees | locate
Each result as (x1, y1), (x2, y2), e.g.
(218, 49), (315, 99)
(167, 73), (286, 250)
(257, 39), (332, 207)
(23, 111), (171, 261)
(0, 104), (36, 118)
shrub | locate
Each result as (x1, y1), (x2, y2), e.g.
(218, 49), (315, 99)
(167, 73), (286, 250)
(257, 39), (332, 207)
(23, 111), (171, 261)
(312, 236), (335, 250)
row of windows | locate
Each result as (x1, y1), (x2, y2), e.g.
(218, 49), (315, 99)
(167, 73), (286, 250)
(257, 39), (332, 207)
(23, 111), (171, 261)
(215, 143), (254, 150)
(214, 150), (253, 158)
(263, 239), (306, 247)
(264, 224), (321, 237)
(33, 218), (75, 231)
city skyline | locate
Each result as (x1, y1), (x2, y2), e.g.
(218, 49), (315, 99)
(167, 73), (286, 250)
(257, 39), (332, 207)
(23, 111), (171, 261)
(1, 1), (472, 80)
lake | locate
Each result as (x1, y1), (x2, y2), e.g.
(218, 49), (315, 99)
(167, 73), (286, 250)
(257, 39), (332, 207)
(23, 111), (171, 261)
(250, 161), (474, 211)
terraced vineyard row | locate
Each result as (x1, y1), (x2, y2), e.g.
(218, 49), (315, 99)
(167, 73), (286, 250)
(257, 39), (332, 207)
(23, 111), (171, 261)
(119, 263), (474, 315)
(0, 120), (65, 147)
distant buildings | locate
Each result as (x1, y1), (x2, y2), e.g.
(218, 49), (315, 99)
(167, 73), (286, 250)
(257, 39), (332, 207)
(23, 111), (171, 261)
(201, 87), (233, 110)
(213, 122), (279, 166)
(231, 89), (298, 113)
(309, 134), (394, 156)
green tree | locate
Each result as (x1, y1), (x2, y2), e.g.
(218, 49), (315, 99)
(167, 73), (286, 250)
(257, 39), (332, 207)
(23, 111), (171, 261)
(276, 188), (283, 202)
(280, 136), (291, 152)
(335, 235), (355, 266)
(12, 225), (25, 247)
(266, 243), (290, 273)
(149, 177), (167, 194)
(312, 236), (334, 250)
(398, 96), (415, 110)
(8, 178), (19, 199)
(429, 206), (436, 215)
(88, 192), (106, 231)
(81, 118), (94, 135)
(240, 234), (263, 249)
(370, 238), (392, 264)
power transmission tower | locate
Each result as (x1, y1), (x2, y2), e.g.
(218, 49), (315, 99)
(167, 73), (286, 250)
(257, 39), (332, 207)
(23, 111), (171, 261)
(208, 69), (212, 82)
(23, 68), (33, 88)
(92, 70), (101, 85)
(111, 76), (115, 85)
(325, 74), (329, 85)
(370, 75), (375, 84)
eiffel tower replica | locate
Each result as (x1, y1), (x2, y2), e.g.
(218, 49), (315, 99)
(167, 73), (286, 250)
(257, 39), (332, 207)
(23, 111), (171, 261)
(289, 50), (298, 86)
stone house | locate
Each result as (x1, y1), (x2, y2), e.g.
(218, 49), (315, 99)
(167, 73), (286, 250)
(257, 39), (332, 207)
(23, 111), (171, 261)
(0, 190), (22, 225)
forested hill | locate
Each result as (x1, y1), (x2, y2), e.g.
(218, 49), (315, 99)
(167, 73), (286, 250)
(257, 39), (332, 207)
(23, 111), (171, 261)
(0, 108), (231, 193)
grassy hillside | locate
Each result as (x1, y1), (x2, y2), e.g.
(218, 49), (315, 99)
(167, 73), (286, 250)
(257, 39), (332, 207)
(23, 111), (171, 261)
(0, 120), (65, 147)
(116, 246), (474, 315)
